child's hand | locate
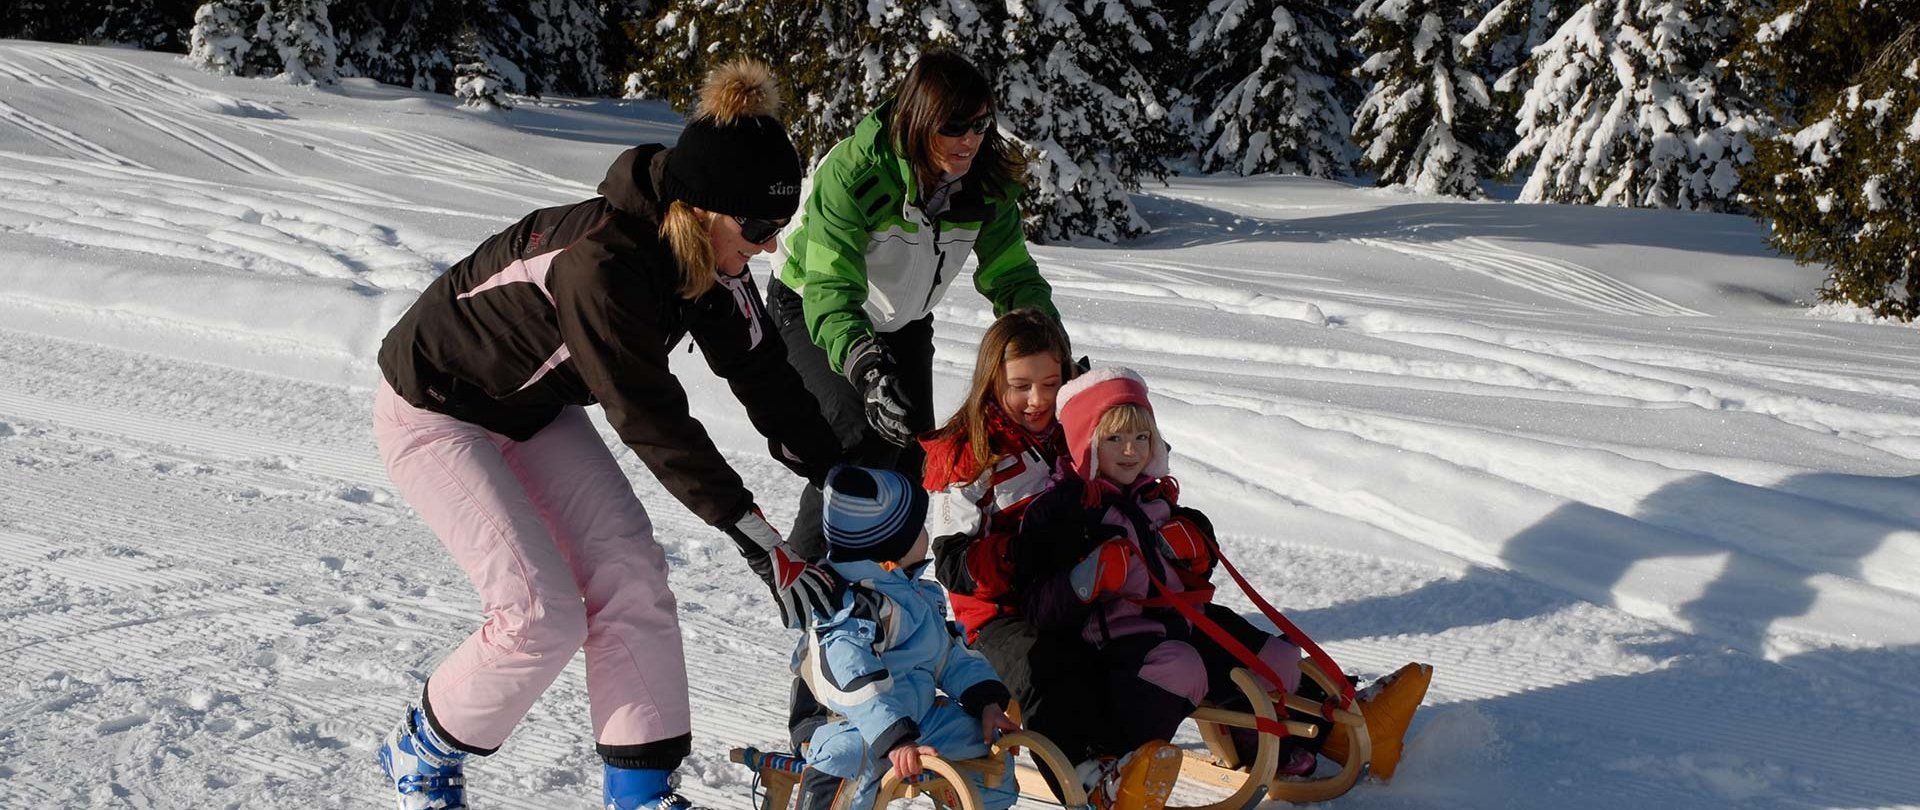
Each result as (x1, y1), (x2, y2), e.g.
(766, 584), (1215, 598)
(1070, 537), (1135, 603)
(888, 743), (940, 780)
(979, 703), (1021, 745)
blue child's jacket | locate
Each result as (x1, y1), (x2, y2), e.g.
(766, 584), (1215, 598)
(792, 557), (1012, 779)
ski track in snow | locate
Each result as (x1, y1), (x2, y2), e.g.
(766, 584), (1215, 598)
(1347, 236), (1710, 318)
(5, 41), (1920, 810)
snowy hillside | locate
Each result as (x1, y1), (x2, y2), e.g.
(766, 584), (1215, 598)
(2, 41), (1918, 810)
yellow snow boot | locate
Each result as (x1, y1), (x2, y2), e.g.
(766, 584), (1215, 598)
(1088, 740), (1183, 810)
(1322, 662), (1431, 782)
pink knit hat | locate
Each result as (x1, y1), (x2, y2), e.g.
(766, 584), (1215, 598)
(1056, 365), (1171, 481)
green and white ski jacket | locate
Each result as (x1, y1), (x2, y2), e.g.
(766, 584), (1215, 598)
(773, 100), (1057, 373)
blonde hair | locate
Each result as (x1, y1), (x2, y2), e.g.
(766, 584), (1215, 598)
(1094, 403), (1157, 447)
(659, 201), (716, 299)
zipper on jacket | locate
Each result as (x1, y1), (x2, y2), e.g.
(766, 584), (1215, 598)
(924, 212), (947, 311)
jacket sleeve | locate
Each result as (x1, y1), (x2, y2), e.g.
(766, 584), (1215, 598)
(688, 273), (844, 485)
(970, 187), (1057, 321)
(794, 150), (882, 373)
(927, 467), (991, 596)
(800, 602), (920, 756)
(549, 235), (752, 528)
(937, 619), (1012, 718)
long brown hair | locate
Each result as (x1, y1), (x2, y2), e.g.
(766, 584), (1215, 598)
(890, 49), (1025, 202)
(929, 308), (1074, 472)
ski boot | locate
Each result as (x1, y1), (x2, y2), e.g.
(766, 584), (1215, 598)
(377, 705), (468, 810)
(605, 764), (711, 810)
(1080, 740), (1182, 810)
(1322, 661), (1432, 781)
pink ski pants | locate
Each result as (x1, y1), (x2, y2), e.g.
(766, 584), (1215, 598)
(373, 381), (689, 752)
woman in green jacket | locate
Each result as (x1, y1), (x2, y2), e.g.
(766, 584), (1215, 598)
(766, 49), (1061, 561)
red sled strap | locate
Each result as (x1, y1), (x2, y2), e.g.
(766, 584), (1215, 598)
(1136, 550), (1356, 714)
(1214, 549), (1357, 708)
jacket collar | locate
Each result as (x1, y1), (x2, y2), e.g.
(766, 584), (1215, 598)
(826, 556), (933, 585)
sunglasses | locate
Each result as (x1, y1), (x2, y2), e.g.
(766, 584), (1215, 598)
(937, 113), (995, 138)
(733, 215), (787, 244)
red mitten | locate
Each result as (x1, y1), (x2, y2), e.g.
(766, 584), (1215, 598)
(1157, 515), (1213, 576)
(1069, 537), (1135, 603)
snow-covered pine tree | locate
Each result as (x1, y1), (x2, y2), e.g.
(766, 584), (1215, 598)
(996, 0), (1184, 241)
(599, 0), (653, 89)
(1505, 0), (1762, 211)
(1459, 0), (1576, 160)
(94, 0), (199, 51)
(1351, 0), (1498, 196)
(1184, 0), (1359, 178)
(522, 0), (608, 96)
(330, 0), (444, 91)
(189, 0), (276, 77)
(1741, 3), (1919, 319)
(1462, 0), (1574, 97)
(453, 24), (515, 109)
(264, 0), (340, 84)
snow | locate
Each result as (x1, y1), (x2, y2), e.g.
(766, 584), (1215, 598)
(3, 40), (1920, 810)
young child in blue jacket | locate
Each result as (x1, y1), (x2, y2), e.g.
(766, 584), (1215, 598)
(791, 465), (1022, 810)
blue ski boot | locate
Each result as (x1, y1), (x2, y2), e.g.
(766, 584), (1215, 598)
(604, 764), (709, 810)
(377, 705), (469, 810)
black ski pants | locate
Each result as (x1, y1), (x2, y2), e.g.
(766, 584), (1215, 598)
(765, 278), (936, 560)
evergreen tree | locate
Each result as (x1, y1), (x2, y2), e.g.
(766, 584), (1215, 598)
(265, 0), (341, 84)
(599, 0), (654, 92)
(1741, 4), (1919, 319)
(330, 0), (534, 97)
(1351, 0), (1498, 196)
(331, 0), (448, 91)
(1463, 0), (1574, 95)
(1184, 0), (1359, 177)
(1505, 0), (1762, 211)
(189, 0), (275, 76)
(1460, 0), (1577, 160)
(453, 25), (515, 109)
(997, 0), (1185, 241)
(523, 0), (608, 96)
(94, 0), (200, 51)
(2, 0), (94, 43)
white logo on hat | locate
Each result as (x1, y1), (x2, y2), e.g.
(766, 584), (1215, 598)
(768, 181), (800, 196)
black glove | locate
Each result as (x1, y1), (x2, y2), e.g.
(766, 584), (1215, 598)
(844, 335), (914, 447)
(723, 508), (843, 628)
(768, 439), (832, 488)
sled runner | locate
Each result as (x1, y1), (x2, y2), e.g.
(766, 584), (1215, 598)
(1134, 534), (1433, 807)
(731, 729), (1086, 810)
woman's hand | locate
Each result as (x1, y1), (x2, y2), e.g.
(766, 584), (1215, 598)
(888, 743), (940, 780)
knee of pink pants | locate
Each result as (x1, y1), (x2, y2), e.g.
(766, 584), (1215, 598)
(1139, 639), (1207, 705)
(1257, 637), (1303, 694)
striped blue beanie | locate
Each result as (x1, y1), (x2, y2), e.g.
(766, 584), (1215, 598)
(823, 465), (929, 563)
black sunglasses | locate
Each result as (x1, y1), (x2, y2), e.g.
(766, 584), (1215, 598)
(733, 215), (786, 244)
(937, 113), (995, 138)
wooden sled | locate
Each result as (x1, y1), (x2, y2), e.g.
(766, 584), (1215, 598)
(1176, 663), (1370, 808)
(730, 729), (1086, 810)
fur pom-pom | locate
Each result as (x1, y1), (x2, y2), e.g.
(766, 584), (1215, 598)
(696, 59), (782, 124)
